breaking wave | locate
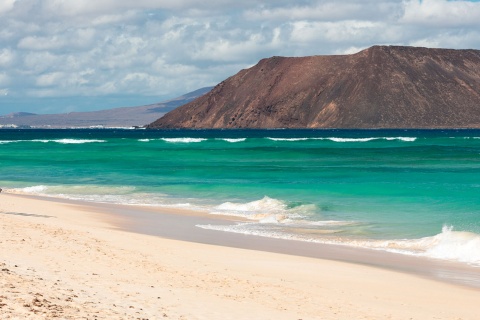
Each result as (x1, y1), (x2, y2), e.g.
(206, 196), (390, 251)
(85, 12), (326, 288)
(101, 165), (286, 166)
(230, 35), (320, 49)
(8, 184), (480, 266)
(197, 223), (480, 266)
(211, 196), (320, 224)
(161, 138), (207, 143)
(267, 138), (310, 141)
(266, 137), (417, 142)
(374, 225), (480, 265)
(0, 139), (106, 144)
(218, 138), (247, 143)
(33, 139), (106, 144)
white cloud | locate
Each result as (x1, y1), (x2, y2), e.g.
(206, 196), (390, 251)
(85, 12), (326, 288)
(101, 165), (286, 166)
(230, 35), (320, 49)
(0, 0), (17, 14)
(1, 0), (480, 114)
(0, 49), (15, 66)
(22, 51), (62, 74)
(18, 35), (66, 50)
(35, 72), (64, 87)
(247, 3), (354, 21)
(402, 0), (480, 27)
(289, 20), (387, 44)
(408, 30), (480, 49)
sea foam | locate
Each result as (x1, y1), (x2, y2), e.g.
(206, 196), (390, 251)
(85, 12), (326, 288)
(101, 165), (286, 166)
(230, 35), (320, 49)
(385, 137), (417, 142)
(267, 138), (310, 141)
(265, 137), (417, 143)
(30, 139), (106, 144)
(162, 138), (207, 143)
(422, 226), (480, 265)
(211, 196), (316, 223)
(218, 138), (247, 143)
(327, 137), (378, 142)
(197, 223), (480, 266)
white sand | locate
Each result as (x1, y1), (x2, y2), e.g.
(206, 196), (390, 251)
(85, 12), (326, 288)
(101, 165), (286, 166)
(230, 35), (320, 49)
(1, 192), (480, 319)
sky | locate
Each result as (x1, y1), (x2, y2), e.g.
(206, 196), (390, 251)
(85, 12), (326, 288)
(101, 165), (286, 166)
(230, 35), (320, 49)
(1, 0), (480, 115)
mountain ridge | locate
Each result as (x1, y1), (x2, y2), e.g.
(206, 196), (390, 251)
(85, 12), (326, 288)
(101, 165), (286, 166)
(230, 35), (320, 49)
(0, 87), (212, 128)
(148, 46), (480, 129)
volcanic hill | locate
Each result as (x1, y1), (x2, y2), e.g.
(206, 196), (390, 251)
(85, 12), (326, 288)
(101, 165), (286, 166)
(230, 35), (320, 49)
(148, 46), (480, 129)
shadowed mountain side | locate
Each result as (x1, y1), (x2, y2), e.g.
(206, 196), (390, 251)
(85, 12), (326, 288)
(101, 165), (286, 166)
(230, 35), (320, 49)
(148, 46), (480, 129)
(0, 87), (212, 128)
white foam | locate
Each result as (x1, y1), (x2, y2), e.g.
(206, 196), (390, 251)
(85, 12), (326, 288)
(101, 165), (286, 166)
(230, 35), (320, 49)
(219, 138), (247, 143)
(213, 196), (287, 221)
(30, 139), (105, 144)
(0, 140), (16, 144)
(211, 196), (318, 224)
(7, 184), (205, 211)
(56, 139), (106, 144)
(138, 139), (151, 142)
(308, 220), (358, 226)
(337, 226), (480, 266)
(267, 138), (309, 141)
(266, 137), (417, 143)
(162, 138), (207, 143)
(15, 185), (49, 194)
(197, 223), (301, 239)
(327, 137), (378, 142)
(215, 196), (286, 213)
(10, 185), (135, 196)
(423, 226), (480, 264)
(197, 222), (480, 266)
(384, 137), (417, 142)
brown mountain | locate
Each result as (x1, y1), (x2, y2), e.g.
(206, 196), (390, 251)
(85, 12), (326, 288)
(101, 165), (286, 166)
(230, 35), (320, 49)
(148, 46), (480, 129)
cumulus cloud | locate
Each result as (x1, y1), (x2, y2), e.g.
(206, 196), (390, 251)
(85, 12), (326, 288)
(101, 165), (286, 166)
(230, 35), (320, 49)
(0, 49), (15, 67)
(246, 1), (399, 22)
(0, 0), (480, 114)
(402, 0), (480, 27)
(0, 0), (16, 14)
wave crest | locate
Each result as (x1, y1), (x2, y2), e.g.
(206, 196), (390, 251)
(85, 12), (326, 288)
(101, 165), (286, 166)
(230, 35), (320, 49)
(219, 138), (247, 143)
(162, 138), (207, 143)
(211, 196), (318, 223)
(423, 226), (480, 264)
(32, 139), (106, 144)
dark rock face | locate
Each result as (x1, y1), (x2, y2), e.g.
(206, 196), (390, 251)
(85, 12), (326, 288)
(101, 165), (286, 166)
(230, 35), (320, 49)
(148, 46), (480, 129)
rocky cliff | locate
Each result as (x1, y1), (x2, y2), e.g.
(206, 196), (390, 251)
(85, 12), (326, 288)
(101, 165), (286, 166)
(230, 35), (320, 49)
(148, 46), (480, 129)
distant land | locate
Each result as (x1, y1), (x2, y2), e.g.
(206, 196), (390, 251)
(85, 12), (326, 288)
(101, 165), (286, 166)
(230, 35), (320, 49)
(0, 87), (212, 128)
(148, 46), (480, 129)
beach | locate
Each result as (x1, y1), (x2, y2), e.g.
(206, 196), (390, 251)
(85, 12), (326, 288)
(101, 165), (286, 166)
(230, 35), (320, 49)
(1, 192), (480, 319)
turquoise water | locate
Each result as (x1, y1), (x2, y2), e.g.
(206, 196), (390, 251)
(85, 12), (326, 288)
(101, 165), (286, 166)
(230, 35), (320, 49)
(1, 129), (479, 264)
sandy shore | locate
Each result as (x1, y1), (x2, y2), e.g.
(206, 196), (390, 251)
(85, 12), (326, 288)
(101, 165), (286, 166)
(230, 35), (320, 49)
(1, 192), (480, 319)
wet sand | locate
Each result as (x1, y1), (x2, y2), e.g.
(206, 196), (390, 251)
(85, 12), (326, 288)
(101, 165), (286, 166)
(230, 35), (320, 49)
(1, 192), (480, 319)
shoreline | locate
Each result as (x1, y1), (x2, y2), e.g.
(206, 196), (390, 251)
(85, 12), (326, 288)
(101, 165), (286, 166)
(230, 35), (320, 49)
(2, 192), (480, 319)
(6, 192), (480, 289)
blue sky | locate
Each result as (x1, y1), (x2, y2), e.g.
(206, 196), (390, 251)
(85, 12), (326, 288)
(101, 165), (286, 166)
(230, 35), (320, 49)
(1, 0), (480, 115)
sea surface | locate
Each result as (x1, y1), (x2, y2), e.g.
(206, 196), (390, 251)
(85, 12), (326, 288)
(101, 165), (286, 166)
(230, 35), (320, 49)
(1, 128), (479, 266)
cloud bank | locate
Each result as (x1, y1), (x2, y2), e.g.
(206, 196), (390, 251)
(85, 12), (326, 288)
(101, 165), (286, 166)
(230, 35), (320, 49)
(1, 0), (480, 114)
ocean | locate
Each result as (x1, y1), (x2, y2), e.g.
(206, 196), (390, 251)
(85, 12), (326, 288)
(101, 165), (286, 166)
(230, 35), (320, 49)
(1, 128), (479, 266)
